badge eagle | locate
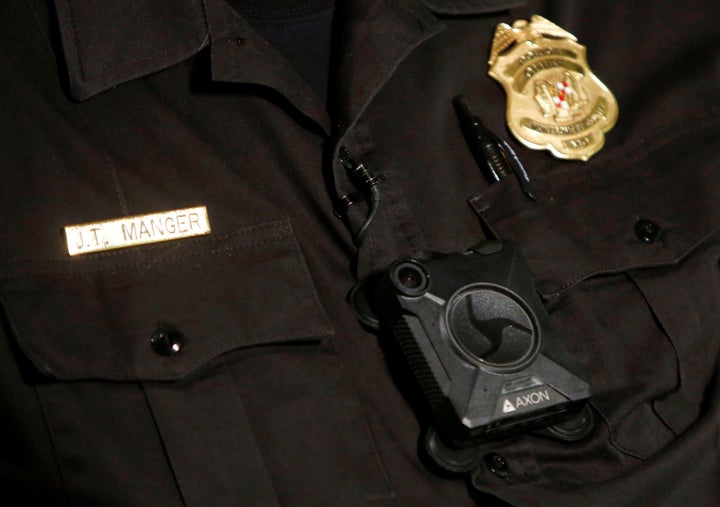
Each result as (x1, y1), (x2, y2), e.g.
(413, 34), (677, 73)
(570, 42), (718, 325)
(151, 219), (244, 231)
(488, 16), (618, 161)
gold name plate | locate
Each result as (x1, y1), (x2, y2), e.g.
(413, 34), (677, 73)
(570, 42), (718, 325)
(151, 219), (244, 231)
(64, 206), (211, 256)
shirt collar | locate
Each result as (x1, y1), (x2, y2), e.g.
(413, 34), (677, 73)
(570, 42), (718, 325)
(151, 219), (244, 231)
(422, 0), (527, 15)
(53, 0), (525, 101)
(54, 0), (211, 100)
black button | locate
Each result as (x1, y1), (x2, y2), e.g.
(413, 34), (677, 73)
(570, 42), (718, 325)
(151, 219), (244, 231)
(634, 219), (661, 243)
(150, 325), (183, 356)
(484, 453), (509, 478)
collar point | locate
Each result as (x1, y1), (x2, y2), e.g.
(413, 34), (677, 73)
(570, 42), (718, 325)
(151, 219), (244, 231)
(67, 78), (102, 102)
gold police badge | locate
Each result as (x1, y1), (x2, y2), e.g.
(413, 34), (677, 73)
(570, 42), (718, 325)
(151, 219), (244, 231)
(488, 16), (618, 161)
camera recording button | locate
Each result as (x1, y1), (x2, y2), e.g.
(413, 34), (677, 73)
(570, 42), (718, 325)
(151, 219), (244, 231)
(447, 286), (538, 370)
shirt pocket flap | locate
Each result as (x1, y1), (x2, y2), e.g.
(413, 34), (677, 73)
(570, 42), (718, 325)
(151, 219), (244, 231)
(469, 125), (720, 297)
(0, 219), (333, 381)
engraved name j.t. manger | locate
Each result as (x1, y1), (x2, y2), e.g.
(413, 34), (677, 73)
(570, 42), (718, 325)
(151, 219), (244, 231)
(64, 206), (211, 256)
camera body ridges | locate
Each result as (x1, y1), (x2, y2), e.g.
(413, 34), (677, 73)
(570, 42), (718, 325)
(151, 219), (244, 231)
(364, 241), (591, 451)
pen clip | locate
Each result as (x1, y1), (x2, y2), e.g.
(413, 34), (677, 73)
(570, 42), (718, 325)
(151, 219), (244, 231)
(486, 129), (536, 201)
(453, 95), (536, 201)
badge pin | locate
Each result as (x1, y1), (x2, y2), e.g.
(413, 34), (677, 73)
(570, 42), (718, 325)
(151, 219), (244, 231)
(488, 16), (618, 161)
(64, 206), (211, 256)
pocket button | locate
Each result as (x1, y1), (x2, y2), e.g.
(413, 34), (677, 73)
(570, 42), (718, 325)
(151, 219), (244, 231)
(150, 325), (184, 356)
(484, 452), (509, 478)
(635, 219), (662, 243)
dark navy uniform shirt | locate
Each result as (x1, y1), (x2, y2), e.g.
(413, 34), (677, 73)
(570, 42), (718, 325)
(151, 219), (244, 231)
(0, 0), (719, 505)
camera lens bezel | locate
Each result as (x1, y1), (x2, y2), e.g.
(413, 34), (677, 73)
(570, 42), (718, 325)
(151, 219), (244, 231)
(391, 260), (430, 296)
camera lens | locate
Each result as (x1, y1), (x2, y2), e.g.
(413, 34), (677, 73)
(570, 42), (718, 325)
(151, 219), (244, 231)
(391, 261), (429, 296)
(398, 267), (423, 289)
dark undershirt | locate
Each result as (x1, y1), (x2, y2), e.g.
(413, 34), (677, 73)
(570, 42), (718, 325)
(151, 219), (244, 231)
(230, 0), (335, 106)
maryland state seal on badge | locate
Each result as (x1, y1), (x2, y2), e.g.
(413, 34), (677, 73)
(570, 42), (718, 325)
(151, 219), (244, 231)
(488, 16), (618, 161)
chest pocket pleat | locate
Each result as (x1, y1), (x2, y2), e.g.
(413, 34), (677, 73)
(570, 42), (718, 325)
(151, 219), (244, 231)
(142, 367), (280, 507)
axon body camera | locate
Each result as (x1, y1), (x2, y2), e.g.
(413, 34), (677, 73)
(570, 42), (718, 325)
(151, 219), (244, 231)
(352, 241), (592, 473)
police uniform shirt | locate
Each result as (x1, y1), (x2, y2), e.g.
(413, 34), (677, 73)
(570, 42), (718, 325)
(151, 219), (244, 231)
(0, 0), (719, 505)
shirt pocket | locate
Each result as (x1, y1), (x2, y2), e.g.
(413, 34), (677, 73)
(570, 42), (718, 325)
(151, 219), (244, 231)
(468, 122), (720, 460)
(0, 218), (393, 506)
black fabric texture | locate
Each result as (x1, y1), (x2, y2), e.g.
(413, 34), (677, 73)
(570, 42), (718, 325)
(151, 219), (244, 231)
(0, 0), (718, 505)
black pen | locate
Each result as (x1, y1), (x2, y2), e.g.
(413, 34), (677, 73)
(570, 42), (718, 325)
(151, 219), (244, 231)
(453, 95), (536, 200)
